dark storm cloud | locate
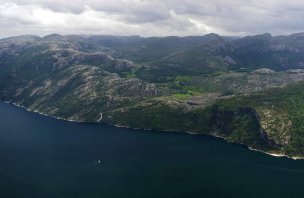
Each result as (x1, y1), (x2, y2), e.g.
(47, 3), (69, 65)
(1, 0), (304, 37)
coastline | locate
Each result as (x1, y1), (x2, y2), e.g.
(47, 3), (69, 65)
(247, 147), (304, 160)
(2, 100), (303, 160)
(4, 100), (86, 124)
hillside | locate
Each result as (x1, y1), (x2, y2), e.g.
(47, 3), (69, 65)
(1, 33), (304, 158)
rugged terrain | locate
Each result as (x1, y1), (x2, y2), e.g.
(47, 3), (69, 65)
(2, 33), (304, 158)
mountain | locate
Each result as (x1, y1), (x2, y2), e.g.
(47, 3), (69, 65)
(1, 33), (304, 158)
(214, 33), (304, 71)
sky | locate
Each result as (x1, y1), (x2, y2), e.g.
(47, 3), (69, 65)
(1, 0), (304, 38)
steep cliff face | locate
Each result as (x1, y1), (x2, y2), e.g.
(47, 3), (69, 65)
(211, 84), (304, 157)
(257, 107), (291, 147)
(213, 108), (264, 143)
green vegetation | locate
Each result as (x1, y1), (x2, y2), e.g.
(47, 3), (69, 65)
(110, 101), (214, 133)
(120, 69), (138, 79)
(3, 33), (304, 157)
(170, 90), (202, 100)
(285, 94), (304, 155)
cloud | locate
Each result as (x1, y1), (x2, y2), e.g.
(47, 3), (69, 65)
(0, 0), (304, 38)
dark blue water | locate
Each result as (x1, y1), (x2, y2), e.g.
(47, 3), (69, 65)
(1, 101), (304, 198)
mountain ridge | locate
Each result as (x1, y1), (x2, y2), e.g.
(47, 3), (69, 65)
(2, 32), (304, 158)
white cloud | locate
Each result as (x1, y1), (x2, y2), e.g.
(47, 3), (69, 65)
(0, 0), (304, 38)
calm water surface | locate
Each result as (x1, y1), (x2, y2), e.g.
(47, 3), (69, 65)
(0, 101), (304, 198)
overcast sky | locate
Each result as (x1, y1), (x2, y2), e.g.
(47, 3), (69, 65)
(1, 0), (304, 38)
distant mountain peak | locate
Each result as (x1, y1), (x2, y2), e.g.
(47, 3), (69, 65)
(43, 33), (63, 40)
(255, 33), (272, 39)
(203, 33), (222, 39)
(289, 32), (304, 38)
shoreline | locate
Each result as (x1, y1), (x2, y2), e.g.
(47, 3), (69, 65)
(4, 100), (87, 124)
(247, 147), (304, 160)
(2, 100), (303, 160)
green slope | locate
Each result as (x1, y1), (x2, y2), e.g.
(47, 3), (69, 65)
(1, 33), (304, 157)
